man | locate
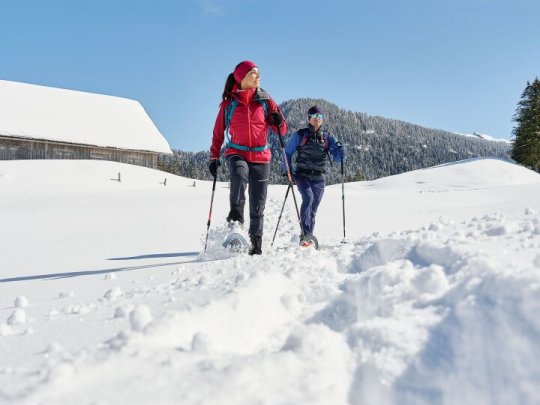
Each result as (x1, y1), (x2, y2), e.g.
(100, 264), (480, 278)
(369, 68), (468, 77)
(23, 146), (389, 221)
(283, 105), (345, 247)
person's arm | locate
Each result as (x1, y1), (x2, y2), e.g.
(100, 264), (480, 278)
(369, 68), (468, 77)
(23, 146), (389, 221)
(210, 102), (227, 160)
(282, 131), (300, 173)
(328, 134), (345, 162)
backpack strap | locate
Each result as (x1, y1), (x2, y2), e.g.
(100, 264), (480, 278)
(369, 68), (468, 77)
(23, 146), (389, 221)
(322, 131), (330, 151)
(323, 131), (333, 166)
(224, 99), (270, 152)
(224, 98), (238, 130)
(296, 129), (330, 152)
(261, 99), (269, 118)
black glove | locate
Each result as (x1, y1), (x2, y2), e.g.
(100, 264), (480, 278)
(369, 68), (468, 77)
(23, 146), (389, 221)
(209, 159), (221, 177)
(282, 171), (296, 185)
(270, 112), (283, 127)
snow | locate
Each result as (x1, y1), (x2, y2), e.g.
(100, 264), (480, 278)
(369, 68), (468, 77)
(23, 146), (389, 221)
(455, 131), (512, 144)
(0, 80), (172, 154)
(129, 305), (153, 332)
(13, 296), (28, 308)
(1, 157), (539, 404)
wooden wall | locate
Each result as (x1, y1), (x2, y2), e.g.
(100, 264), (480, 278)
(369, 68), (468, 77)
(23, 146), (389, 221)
(0, 136), (158, 168)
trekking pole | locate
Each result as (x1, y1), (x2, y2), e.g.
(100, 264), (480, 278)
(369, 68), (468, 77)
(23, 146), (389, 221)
(340, 156), (346, 243)
(271, 185), (291, 246)
(203, 173), (218, 252)
(277, 128), (305, 236)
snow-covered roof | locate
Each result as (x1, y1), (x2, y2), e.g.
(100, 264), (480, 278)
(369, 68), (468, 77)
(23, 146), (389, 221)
(0, 80), (172, 154)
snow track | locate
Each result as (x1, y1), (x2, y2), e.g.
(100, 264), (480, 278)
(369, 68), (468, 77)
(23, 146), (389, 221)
(18, 209), (540, 405)
(2, 159), (540, 404)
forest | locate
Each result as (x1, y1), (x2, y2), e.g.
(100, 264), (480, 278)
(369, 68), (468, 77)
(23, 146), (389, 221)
(158, 98), (511, 184)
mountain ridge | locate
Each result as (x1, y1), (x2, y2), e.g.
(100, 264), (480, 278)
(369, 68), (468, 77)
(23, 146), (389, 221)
(159, 98), (511, 184)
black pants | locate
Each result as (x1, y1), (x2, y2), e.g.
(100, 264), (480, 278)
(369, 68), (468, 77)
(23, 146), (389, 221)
(227, 155), (270, 238)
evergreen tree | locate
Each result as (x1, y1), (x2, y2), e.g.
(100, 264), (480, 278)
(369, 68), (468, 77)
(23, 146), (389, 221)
(512, 78), (540, 172)
(158, 98), (511, 182)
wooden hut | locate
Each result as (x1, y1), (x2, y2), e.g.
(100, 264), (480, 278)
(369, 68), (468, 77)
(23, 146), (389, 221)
(0, 80), (172, 168)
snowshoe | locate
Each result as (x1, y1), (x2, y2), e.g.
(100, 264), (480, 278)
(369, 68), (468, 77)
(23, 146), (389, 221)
(222, 231), (249, 253)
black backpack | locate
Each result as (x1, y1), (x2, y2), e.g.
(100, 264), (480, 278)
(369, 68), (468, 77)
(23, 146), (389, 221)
(296, 128), (330, 152)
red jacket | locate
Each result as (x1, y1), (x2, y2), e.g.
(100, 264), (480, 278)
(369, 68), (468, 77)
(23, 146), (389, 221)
(210, 88), (288, 163)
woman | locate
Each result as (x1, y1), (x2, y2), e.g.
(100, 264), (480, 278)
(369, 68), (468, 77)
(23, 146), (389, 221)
(283, 105), (345, 247)
(209, 60), (288, 255)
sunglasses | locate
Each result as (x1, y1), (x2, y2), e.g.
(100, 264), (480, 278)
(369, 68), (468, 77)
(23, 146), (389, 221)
(308, 113), (324, 120)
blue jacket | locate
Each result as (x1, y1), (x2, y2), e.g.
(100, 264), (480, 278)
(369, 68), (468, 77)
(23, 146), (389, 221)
(283, 127), (344, 180)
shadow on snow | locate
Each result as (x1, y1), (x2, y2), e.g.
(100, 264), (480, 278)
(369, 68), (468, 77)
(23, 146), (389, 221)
(0, 251), (200, 283)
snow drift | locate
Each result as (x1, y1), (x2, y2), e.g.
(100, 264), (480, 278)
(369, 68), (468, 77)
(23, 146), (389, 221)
(1, 158), (539, 404)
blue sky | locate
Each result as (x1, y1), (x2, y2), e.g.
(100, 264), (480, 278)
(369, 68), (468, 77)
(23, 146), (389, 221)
(1, 0), (539, 152)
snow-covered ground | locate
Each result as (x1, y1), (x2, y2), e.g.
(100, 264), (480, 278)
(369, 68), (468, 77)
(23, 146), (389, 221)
(455, 131), (512, 144)
(1, 158), (539, 405)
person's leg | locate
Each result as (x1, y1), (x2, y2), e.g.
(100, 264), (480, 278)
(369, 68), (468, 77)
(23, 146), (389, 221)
(295, 176), (314, 236)
(309, 180), (325, 235)
(247, 162), (270, 254)
(227, 155), (249, 224)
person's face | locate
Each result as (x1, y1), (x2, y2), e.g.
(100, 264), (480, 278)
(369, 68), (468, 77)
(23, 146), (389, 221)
(309, 113), (323, 130)
(240, 68), (260, 89)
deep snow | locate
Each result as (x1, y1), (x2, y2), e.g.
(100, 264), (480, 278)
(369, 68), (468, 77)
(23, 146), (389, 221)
(1, 158), (539, 405)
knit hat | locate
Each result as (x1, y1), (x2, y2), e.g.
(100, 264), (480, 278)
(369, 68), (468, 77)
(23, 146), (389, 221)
(307, 105), (324, 116)
(233, 60), (257, 83)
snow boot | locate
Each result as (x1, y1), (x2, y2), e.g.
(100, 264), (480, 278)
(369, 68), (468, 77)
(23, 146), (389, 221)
(300, 238), (314, 248)
(299, 234), (319, 250)
(249, 235), (262, 255)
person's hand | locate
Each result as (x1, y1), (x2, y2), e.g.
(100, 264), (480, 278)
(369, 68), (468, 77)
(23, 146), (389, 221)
(209, 159), (221, 177)
(270, 112), (283, 127)
(336, 142), (346, 160)
(283, 171), (296, 185)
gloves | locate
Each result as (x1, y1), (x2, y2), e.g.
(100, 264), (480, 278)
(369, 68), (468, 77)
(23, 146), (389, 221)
(209, 159), (221, 177)
(282, 171), (296, 185)
(336, 142), (346, 160)
(270, 111), (283, 127)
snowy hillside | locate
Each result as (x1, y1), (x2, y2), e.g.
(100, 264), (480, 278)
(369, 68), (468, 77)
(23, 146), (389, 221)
(456, 131), (512, 144)
(1, 158), (539, 404)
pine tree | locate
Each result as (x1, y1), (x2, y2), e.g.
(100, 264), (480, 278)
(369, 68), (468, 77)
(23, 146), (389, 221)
(157, 98), (511, 182)
(512, 78), (540, 171)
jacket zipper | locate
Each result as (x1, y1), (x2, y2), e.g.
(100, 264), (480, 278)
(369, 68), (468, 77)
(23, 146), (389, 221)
(247, 104), (252, 158)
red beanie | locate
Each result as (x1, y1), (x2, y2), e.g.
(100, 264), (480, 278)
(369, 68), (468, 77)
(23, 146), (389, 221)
(233, 60), (257, 83)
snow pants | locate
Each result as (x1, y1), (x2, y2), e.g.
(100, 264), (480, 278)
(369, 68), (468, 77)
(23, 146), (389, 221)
(227, 155), (270, 238)
(296, 175), (325, 236)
